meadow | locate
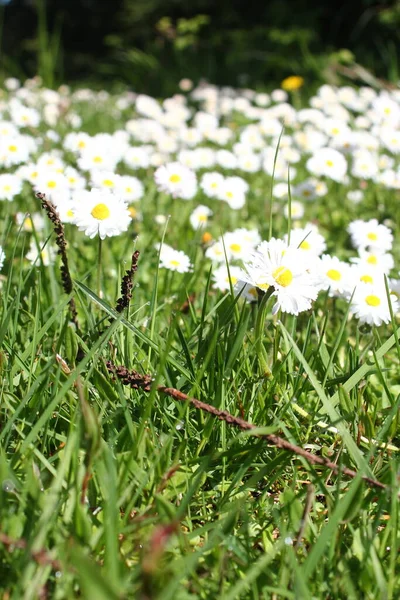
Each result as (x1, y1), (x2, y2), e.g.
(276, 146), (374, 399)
(0, 75), (400, 599)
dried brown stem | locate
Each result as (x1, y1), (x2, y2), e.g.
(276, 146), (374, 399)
(37, 192), (79, 328)
(106, 361), (153, 392)
(105, 362), (387, 492)
(115, 250), (140, 313)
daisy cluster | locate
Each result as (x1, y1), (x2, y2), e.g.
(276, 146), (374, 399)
(236, 219), (398, 326)
(0, 75), (399, 327)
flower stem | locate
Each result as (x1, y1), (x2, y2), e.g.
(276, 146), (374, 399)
(255, 289), (273, 376)
(97, 237), (103, 298)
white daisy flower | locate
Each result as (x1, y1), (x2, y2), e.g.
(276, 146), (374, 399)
(317, 254), (352, 297)
(189, 205), (213, 229)
(350, 250), (394, 274)
(16, 212), (46, 232)
(154, 162), (197, 200)
(71, 188), (131, 239)
(285, 224), (327, 256)
(200, 172), (225, 198)
(26, 239), (57, 266)
(212, 265), (244, 291)
(242, 238), (320, 315)
(116, 175), (144, 203)
(351, 283), (398, 326)
(159, 245), (192, 273)
(306, 147), (348, 182)
(348, 219), (393, 252)
(284, 201), (304, 220)
(0, 173), (22, 201)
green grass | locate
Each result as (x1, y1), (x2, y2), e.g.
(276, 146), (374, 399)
(1, 99), (400, 599)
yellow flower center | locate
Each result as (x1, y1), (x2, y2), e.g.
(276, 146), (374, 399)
(248, 287), (258, 298)
(366, 295), (381, 307)
(326, 269), (341, 281)
(230, 243), (241, 253)
(302, 190), (311, 197)
(257, 282), (270, 291)
(367, 232), (377, 241)
(91, 203), (110, 220)
(331, 127), (339, 135)
(93, 156), (103, 163)
(211, 182), (218, 188)
(272, 266), (293, 287)
(226, 276), (238, 285)
(226, 191), (233, 199)
(78, 140), (86, 149)
(198, 214), (207, 222)
(129, 207), (137, 218)
(169, 174), (181, 183)
(103, 179), (114, 187)
(326, 160), (334, 167)
(367, 255), (377, 265)
(3, 185), (11, 192)
(300, 240), (310, 250)
(47, 181), (57, 189)
(169, 259), (180, 266)
(8, 145), (17, 152)
(66, 209), (74, 218)
(360, 274), (373, 283)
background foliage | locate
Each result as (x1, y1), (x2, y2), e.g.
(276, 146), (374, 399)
(1, 0), (400, 92)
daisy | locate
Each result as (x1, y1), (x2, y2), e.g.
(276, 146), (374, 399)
(212, 265), (244, 292)
(35, 171), (69, 201)
(0, 173), (22, 201)
(284, 224), (327, 256)
(26, 239), (57, 267)
(64, 166), (86, 190)
(0, 136), (30, 167)
(159, 245), (192, 273)
(317, 254), (352, 297)
(200, 172), (225, 198)
(16, 212), (46, 232)
(221, 232), (253, 261)
(154, 162), (197, 200)
(77, 142), (120, 172)
(91, 170), (121, 191)
(351, 283), (398, 326)
(284, 201), (304, 220)
(350, 250), (394, 274)
(205, 241), (225, 263)
(348, 219), (393, 252)
(71, 188), (131, 240)
(218, 178), (246, 209)
(123, 146), (151, 169)
(189, 205), (213, 229)
(242, 238), (320, 315)
(116, 175), (144, 203)
(306, 147), (347, 182)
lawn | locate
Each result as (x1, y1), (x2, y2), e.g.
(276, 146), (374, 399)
(0, 76), (400, 599)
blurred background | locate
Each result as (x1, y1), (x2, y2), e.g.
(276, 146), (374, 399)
(1, 0), (400, 94)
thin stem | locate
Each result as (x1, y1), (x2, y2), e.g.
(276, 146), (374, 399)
(255, 289), (273, 376)
(97, 236), (103, 299)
